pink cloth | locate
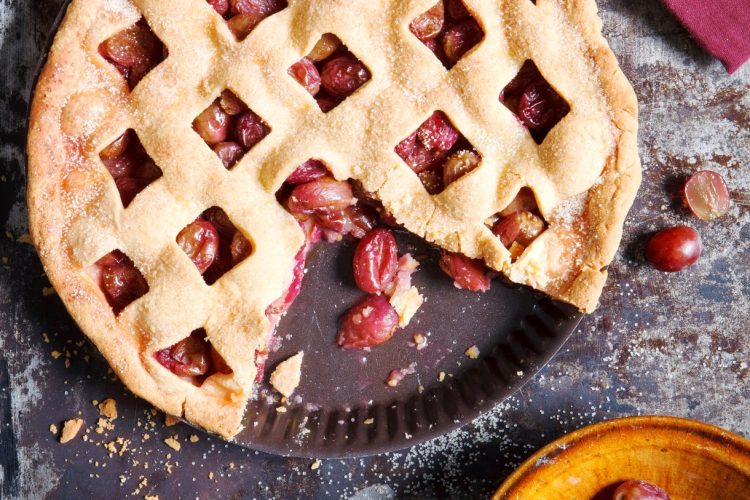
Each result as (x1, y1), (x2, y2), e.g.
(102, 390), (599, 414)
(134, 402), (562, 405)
(662, 0), (750, 73)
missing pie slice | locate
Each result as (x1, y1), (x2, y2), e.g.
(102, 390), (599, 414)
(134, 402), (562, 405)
(27, 0), (640, 438)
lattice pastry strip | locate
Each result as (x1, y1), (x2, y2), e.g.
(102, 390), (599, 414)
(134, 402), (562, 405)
(28, 0), (640, 437)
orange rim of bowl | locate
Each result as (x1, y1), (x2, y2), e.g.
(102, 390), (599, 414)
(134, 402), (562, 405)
(493, 415), (750, 499)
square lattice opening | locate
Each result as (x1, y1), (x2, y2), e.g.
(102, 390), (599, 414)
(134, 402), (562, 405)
(395, 111), (482, 194)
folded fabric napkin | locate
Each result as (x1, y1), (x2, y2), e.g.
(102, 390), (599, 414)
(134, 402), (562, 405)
(662, 0), (750, 73)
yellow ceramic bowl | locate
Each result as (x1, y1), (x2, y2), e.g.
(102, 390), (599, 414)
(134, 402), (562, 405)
(493, 416), (750, 500)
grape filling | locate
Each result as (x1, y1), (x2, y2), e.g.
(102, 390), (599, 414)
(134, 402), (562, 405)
(288, 34), (371, 113)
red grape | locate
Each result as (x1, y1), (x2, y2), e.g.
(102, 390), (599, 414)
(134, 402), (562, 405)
(289, 57), (322, 96)
(646, 226), (701, 272)
(337, 294), (399, 349)
(441, 18), (482, 66)
(353, 228), (399, 293)
(96, 251), (149, 314)
(682, 170), (730, 221)
(417, 111), (459, 152)
(193, 101), (230, 146)
(320, 55), (370, 98)
(439, 251), (491, 292)
(287, 177), (355, 216)
(226, 13), (261, 39)
(235, 109), (269, 150)
(286, 159), (329, 185)
(155, 330), (211, 377)
(176, 219), (220, 274)
(207, 0), (230, 16)
(394, 131), (444, 173)
(612, 480), (670, 500)
(518, 81), (569, 134)
(492, 213), (521, 247)
(230, 231), (252, 263)
(100, 21), (164, 88)
(213, 141), (245, 169)
(308, 33), (342, 62)
(409, 2), (445, 42)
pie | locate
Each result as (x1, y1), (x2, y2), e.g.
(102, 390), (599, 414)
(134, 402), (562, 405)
(27, 0), (640, 438)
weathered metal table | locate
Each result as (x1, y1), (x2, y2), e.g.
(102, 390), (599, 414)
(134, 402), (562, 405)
(1, 0), (748, 498)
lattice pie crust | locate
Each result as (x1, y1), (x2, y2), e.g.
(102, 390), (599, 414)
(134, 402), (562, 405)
(28, 0), (639, 437)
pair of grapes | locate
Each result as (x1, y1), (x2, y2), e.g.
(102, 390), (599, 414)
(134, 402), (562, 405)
(646, 170), (730, 272)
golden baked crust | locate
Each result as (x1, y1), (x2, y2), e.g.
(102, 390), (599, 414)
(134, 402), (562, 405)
(27, 0), (639, 437)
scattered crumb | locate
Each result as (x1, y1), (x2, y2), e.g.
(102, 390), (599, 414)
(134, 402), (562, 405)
(276, 406), (287, 413)
(387, 370), (404, 387)
(42, 286), (56, 296)
(145, 496), (158, 500)
(164, 436), (181, 451)
(51, 350), (62, 359)
(98, 399), (118, 420)
(49, 424), (58, 435)
(412, 333), (428, 350)
(270, 351), (304, 398)
(208, 472), (214, 480)
(60, 418), (84, 443)
(310, 459), (321, 470)
(465, 345), (480, 359)
(189, 434), (199, 443)
(364, 418), (375, 425)
(95, 417), (114, 434)
(164, 414), (179, 427)
(389, 286), (424, 328)
(438, 371), (446, 382)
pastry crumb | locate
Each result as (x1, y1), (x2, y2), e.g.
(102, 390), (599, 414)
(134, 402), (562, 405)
(208, 472), (214, 480)
(49, 424), (58, 435)
(164, 414), (179, 427)
(51, 350), (62, 359)
(364, 418), (375, 425)
(438, 371), (446, 382)
(60, 418), (84, 443)
(189, 434), (199, 443)
(465, 345), (480, 359)
(412, 332), (427, 349)
(95, 417), (114, 434)
(42, 286), (56, 296)
(164, 436), (181, 451)
(389, 286), (423, 327)
(276, 406), (287, 413)
(98, 398), (118, 420)
(310, 459), (321, 470)
(270, 351), (304, 397)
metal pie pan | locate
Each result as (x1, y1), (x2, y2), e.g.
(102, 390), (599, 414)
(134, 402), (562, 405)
(34, 2), (583, 459)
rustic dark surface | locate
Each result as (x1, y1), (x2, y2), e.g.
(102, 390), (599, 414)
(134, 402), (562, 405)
(1, 1), (749, 499)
